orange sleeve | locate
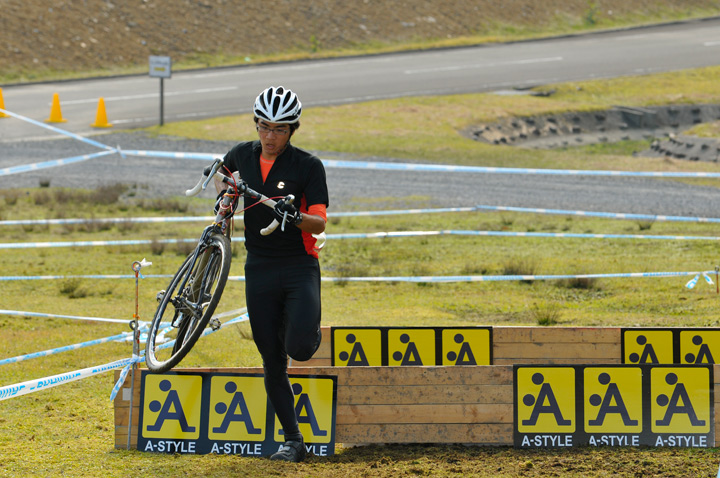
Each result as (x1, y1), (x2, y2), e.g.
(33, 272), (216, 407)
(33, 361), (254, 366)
(308, 203), (327, 222)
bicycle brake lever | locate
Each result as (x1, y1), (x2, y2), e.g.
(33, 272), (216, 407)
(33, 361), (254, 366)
(281, 211), (289, 232)
(186, 158), (224, 196)
(280, 194), (295, 232)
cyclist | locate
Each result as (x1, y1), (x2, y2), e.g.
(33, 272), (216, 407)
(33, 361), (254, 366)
(216, 86), (328, 462)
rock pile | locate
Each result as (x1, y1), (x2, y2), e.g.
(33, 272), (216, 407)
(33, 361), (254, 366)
(465, 103), (720, 161)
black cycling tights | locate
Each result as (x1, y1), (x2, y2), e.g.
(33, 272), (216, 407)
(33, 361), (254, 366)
(245, 252), (322, 439)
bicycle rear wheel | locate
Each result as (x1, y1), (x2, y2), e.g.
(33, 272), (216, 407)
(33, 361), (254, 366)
(145, 232), (232, 372)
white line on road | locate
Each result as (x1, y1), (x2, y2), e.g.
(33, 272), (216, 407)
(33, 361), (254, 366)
(59, 86), (239, 105)
(404, 57), (563, 74)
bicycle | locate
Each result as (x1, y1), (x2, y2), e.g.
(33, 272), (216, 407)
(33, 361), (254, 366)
(144, 158), (296, 373)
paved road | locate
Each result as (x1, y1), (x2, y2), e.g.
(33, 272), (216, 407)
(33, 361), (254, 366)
(3, 131), (720, 217)
(2, 19), (720, 217)
(2, 17), (719, 141)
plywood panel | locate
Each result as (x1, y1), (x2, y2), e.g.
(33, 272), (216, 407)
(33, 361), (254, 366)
(287, 365), (513, 386)
(494, 327), (620, 344)
(337, 384), (513, 406)
(494, 342), (620, 360)
(336, 423), (513, 444)
(336, 404), (513, 425)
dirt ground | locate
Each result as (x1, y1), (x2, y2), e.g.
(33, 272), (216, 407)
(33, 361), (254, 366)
(1, 0), (717, 80)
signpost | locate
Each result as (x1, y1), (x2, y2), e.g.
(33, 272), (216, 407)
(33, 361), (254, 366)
(149, 55), (172, 126)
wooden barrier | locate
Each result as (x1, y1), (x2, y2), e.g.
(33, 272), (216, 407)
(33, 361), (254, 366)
(492, 326), (621, 365)
(114, 365), (513, 449)
(292, 326), (622, 367)
(114, 326), (718, 449)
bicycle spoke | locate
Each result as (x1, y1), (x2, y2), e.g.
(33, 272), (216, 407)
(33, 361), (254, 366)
(144, 232), (232, 373)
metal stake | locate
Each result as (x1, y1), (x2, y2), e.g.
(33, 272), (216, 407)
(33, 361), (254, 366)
(127, 258), (151, 450)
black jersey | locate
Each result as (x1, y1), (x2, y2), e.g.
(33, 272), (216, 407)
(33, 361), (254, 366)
(222, 140), (329, 257)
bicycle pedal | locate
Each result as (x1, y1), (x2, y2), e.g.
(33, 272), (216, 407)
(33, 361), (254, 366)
(209, 318), (221, 331)
(156, 290), (166, 302)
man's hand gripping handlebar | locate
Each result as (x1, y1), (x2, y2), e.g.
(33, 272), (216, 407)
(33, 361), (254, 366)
(186, 158), (293, 235)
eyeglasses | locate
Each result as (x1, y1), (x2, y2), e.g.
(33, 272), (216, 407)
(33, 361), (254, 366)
(257, 125), (290, 136)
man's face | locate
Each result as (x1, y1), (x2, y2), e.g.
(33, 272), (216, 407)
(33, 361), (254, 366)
(256, 120), (291, 157)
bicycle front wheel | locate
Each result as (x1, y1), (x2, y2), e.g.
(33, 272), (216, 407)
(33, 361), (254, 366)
(145, 232), (232, 372)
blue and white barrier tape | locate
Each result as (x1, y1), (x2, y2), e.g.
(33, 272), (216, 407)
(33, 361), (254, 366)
(685, 273), (715, 289)
(1, 270), (717, 284)
(315, 270), (714, 283)
(3, 229), (720, 251)
(5, 108), (720, 180)
(117, 149), (720, 178)
(109, 311), (249, 400)
(475, 205), (720, 224)
(0, 309), (132, 324)
(0, 107), (116, 151)
(330, 207), (477, 217)
(0, 275), (173, 281)
(0, 207), (476, 227)
(119, 149), (217, 161)
(0, 238), (197, 250)
(0, 150), (117, 177)
(0, 311), (248, 401)
(5, 205), (720, 227)
(109, 354), (143, 401)
(0, 330), (138, 366)
(326, 230), (720, 242)
(0, 216), (214, 226)
(0, 356), (136, 401)
(320, 159), (720, 178)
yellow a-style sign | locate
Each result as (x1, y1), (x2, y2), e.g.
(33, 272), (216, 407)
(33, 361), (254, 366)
(623, 330), (673, 364)
(208, 376), (267, 441)
(274, 377), (336, 446)
(441, 328), (491, 365)
(650, 367), (711, 435)
(517, 367), (576, 434)
(584, 367), (642, 433)
(142, 374), (203, 440)
(332, 328), (382, 366)
(387, 328), (435, 366)
(679, 330), (720, 364)
(137, 371), (337, 456)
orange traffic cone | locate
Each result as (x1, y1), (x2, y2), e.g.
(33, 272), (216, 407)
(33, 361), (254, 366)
(91, 97), (112, 128)
(0, 87), (8, 118)
(46, 93), (67, 123)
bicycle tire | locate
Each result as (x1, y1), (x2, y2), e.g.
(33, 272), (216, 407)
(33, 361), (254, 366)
(145, 232), (232, 372)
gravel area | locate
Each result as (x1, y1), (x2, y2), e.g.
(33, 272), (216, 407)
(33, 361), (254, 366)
(3, 131), (720, 217)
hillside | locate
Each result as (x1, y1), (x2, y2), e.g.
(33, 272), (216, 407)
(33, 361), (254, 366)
(1, 0), (718, 82)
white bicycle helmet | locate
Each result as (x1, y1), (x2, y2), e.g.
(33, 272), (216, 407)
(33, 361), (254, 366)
(253, 86), (302, 124)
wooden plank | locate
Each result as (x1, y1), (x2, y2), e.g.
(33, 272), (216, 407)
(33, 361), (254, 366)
(494, 342), (620, 360)
(114, 408), (140, 427)
(114, 430), (137, 449)
(494, 327), (620, 343)
(336, 404), (513, 425)
(287, 366), (513, 386)
(337, 384), (513, 406)
(336, 423), (513, 444)
(291, 357), (331, 367)
(494, 358), (622, 365)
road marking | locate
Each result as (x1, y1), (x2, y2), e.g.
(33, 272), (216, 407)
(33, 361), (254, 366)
(404, 56), (563, 74)
(703, 40), (720, 47)
(60, 86), (238, 105)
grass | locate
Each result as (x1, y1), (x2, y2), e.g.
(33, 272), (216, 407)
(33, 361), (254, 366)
(3, 188), (720, 476)
(148, 65), (720, 175)
(4, 63), (720, 475)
